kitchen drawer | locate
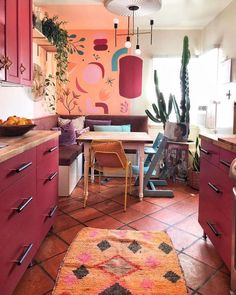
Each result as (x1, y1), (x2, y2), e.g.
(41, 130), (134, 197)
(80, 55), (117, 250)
(219, 148), (236, 174)
(37, 158), (58, 209)
(0, 148), (36, 193)
(200, 139), (220, 167)
(37, 202), (57, 242)
(200, 158), (233, 220)
(37, 138), (59, 165)
(0, 170), (37, 242)
(0, 172), (38, 295)
(199, 199), (232, 269)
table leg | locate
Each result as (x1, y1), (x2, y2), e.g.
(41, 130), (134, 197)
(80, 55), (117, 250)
(83, 143), (89, 207)
(138, 144), (144, 201)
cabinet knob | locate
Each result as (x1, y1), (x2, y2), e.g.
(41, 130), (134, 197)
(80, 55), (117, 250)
(20, 63), (26, 74)
(5, 56), (13, 70)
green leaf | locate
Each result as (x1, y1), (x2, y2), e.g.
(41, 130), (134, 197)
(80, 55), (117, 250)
(68, 34), (76, 38)
(77, 50), (84, 55)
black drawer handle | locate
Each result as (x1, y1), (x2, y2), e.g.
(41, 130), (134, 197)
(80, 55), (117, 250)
(207, 222), (221, 237)
(208, 182), (221, 193)
(48, 171), (58, 181)
(16, 243), (33, 265)
(220, 159), (231, 168)
(16, 196), (33, 213)
(16, 162), (32, 173)
(48, 205), (57, 218)
(47, 146), (58, 153)
(200, 147), (210, 155)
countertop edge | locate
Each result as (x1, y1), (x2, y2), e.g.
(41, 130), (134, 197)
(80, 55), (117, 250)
(200, 133), (236, 153)
(0, 130), (60, 163)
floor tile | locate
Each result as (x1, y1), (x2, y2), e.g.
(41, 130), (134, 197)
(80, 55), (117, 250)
(35, 235), (68, 263)
(110, 207), (145, 223)
(13, 265), (54, 295)
(178, 253), (215, 290)
(145, 190), (191, 207)
(69, 207), (104, 223)
(150, 208), (186, 225)
(167, 195), (199, 216)
(167, 227), (199, 251)
(112, 193), (138, 206)
(129, 200), (162, 214)
(220, 264), (230, 275)
(92, 199), (123, 214)
(41, 253), (65, 280)
(85, 193), (111, 206)
(129, 216), (168, 231)
(85, 215), (124, 229)
(57, 224), (85, 244)
(52, 213), (79, 233)
(198, 270), (231, 295)
(58, 199), (84, 213)
(175, 213), (203, 237)
(183, 238), (223, 269)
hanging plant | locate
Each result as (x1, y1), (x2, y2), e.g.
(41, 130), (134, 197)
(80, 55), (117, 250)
(41, 14), (86, 84)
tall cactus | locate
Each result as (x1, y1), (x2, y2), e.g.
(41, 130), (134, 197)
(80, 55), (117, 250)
(145, 70), (173, 128)
(180, 35), (191, 123)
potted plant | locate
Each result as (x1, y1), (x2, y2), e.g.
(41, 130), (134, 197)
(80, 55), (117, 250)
(188, 136), (200, 190)
(145, 70), (174, 129)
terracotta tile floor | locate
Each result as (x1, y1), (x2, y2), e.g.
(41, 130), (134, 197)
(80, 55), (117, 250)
(13, 178), (232, 295)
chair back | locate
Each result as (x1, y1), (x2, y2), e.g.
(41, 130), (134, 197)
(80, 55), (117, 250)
(90, 140), (128, 169)
(144, 133), (164, 167)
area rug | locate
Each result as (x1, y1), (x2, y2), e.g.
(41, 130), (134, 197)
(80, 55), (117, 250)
(53, 227), (188, 295)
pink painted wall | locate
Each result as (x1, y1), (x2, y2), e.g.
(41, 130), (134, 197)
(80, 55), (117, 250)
(57, 30), (140, 115)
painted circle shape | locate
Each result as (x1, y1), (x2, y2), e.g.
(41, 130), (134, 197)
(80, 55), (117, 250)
(83, 64), (102, 84)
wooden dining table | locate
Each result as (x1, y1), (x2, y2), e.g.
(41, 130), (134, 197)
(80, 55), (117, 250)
(78, 131), (153, 202)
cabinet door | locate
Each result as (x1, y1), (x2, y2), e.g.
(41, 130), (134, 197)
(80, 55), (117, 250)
(18, 0), (32, 86)
(0, 0), (5, 80)
(5, 0), (20, 83)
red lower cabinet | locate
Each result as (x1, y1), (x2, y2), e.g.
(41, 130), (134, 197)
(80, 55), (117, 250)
(199, 138), (235, 271)
(0, 138), (59, 294)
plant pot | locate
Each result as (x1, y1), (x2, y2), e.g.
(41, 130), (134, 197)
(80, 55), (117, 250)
(187, 169), (199, 190)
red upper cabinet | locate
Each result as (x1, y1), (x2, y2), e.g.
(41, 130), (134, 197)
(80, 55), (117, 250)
(2, 0), (32, 85)
(0, 0), (5, 80)
(18, 0), (32, 86)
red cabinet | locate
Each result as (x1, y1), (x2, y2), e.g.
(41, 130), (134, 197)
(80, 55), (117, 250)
(199, 138), (235, 271)
(0, 137), (59, 295)
(0, 0), (32, 85)
(0, 0), (5, 80)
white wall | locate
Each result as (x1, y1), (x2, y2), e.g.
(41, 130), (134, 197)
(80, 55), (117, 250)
(201, 0), (236, 133)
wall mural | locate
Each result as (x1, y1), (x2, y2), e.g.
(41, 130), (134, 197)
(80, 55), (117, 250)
(57, 30), (143, 115)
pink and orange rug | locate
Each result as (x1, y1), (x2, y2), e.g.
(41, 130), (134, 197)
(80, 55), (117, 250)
(53, 227), (187, 295)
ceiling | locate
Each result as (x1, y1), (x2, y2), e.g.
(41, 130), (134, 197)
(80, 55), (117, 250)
(35, 0), (234, 30)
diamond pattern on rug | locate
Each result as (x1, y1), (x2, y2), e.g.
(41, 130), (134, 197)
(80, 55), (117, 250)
(164, 271), (181, 283)
(98, 255), (138, 277)
(98, 283), (132, 295)
(128, 240), (142, 254)
(72, 265), (89, 279)
(97, 240), (111, 252)
(158, 242), (173, 254)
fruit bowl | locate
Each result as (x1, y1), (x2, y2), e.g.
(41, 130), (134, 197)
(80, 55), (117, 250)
(0, 124), (36, 137)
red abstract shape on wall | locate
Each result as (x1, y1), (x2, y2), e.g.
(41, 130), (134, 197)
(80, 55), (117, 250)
(119, 56), (143, 99)
(94, 39), (108, 51)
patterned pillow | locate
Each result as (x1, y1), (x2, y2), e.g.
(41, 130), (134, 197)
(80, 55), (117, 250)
(58, 116), (85, 132)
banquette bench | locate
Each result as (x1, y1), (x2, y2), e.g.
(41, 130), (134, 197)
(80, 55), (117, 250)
(33, 114), (148, 196)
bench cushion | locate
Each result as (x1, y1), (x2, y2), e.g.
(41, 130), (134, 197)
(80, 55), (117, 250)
(59, 144), (83, 166)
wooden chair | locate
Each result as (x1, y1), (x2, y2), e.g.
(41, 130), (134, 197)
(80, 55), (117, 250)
(84, 140), (132, 211)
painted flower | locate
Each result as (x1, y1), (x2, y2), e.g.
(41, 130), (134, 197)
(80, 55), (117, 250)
(77, 253), (91, 264)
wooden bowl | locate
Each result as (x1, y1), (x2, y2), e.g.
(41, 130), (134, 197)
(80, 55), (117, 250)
(0, 124), (36, 137)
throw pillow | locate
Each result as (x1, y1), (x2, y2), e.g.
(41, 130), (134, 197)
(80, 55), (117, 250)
(94, 124), (131, 132)
(84, 119), (111, 131)
(58, 116), (85, 131)
(58, 122), (76, 146)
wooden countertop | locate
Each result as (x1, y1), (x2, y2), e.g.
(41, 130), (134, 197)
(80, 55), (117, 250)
(0, 130), (60, 163)
(200, 133), (236, 153)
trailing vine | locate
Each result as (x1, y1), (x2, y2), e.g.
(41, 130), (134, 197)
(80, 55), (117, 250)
(42, 14), (86, 85)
